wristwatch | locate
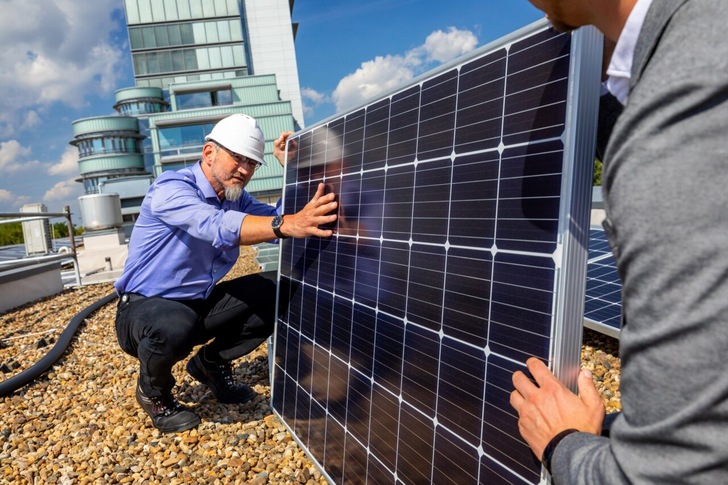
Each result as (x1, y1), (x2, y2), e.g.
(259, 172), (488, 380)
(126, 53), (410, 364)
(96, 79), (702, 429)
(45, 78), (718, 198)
(271, 215), (289, 239)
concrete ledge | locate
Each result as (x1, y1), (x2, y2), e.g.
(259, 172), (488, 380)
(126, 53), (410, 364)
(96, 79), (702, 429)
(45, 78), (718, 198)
(0, 261), (63, 313)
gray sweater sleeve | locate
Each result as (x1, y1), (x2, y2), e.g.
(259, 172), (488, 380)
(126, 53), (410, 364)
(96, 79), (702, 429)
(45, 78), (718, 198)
(550, 1), (728, 483)
(551, 433), (627, 483)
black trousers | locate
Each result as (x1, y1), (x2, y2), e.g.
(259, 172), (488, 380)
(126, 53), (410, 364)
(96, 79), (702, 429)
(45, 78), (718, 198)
(114, 271), (277, 398)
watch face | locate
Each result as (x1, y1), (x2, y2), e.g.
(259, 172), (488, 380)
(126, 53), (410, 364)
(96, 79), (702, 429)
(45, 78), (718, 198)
(272, 215), (287, 239)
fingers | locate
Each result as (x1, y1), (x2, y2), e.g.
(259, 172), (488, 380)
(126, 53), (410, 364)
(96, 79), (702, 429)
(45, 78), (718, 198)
(577, 369), (601, 406)
(526, 356), (554, 386)
(512, 357), (551, 403)
(310, 183), (338, 212)
(312, 182), (328, 200)
(509, 386), (525, 412)
(310, 184), (337, 211)
(511, 358), (606, 451)
(577, 369), (606, 433)
(274, 131), (294, 166)
(274, 131), (293, 148)
(287, 184), (338, 238)
(511, 368), (537, 402)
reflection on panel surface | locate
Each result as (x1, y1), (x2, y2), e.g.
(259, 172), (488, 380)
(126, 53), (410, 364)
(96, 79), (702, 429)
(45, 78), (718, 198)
(273, 21), (599, 484)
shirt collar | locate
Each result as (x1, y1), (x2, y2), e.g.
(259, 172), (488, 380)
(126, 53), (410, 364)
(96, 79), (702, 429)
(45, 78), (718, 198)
(606, 0), (653, 104)
(189, 160), (219, 201)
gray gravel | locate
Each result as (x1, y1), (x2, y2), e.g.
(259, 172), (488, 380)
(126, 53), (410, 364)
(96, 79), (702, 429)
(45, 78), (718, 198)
(0, 246), (620, 483)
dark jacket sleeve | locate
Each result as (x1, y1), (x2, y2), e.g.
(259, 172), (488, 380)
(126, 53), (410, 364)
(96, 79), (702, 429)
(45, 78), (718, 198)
(595, 92), (623, 162)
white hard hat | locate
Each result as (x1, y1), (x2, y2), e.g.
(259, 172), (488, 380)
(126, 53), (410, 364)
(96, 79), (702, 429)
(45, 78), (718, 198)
(205, 114), (266, 165)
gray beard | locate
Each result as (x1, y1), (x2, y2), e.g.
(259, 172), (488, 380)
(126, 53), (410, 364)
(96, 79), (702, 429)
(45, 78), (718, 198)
(224, 186), (243, 201)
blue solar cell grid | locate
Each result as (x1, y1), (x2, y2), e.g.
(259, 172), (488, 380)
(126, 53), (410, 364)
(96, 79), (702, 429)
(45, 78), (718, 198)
(272, 20), (601, 484)
(584, 228), (623, 337)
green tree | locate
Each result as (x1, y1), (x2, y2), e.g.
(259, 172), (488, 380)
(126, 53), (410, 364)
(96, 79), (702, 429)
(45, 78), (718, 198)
(52, 222), (69, 239)
(593, 158), (603, 186)
(0, 222), (23, 246)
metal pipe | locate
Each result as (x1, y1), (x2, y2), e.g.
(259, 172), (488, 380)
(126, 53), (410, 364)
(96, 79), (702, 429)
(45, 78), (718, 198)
(0, 212), (73, 220)
(64, 206), (78, 258)
(0, 253), (74, 269)
(0, 208), (82, 286)
(64, 206), (81, 286)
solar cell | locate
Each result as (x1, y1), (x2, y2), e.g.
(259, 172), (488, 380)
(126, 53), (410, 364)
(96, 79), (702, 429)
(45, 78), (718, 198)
(583, 227), (622, 338)
(272, 19), (602, 484)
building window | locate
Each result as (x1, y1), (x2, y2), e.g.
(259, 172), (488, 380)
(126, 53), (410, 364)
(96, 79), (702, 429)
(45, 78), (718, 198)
(158, 122), (216, 152)
(84, 178), (99, 195)
(128, 20), (241, 50)
(176, 89), (233, 110)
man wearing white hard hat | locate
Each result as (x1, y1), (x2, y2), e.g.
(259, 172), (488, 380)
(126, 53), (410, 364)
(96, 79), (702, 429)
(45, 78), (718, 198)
(114, 114), (337, 433)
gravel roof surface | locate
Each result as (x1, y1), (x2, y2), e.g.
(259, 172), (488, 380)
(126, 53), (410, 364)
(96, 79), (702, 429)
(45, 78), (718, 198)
(0, 246), (620, 484)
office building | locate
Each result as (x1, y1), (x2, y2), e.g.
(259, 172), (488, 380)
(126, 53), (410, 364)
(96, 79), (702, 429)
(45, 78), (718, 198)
(70, 0), (303, 229)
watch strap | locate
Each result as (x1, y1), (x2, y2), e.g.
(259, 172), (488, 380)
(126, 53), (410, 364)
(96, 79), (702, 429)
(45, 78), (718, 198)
(541, 428), (579, 475)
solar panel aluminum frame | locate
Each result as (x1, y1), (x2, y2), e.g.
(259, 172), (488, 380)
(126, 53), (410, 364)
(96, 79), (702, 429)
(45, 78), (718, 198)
(548, 24), (603, 391)
(271, 18), (603, 485)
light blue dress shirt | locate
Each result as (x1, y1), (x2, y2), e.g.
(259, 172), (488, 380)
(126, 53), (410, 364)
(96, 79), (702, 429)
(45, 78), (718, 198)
(114, 161), (280, 300)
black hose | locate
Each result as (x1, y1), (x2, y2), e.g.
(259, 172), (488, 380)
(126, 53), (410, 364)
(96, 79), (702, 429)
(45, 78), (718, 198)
(0, 292), (118, 397)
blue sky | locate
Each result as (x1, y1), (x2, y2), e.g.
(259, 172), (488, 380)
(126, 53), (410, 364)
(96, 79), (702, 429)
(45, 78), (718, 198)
(0, 0), (543, 220)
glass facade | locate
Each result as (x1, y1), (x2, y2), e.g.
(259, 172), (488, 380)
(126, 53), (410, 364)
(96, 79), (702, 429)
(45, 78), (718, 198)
(75, 136), (142, 158)
(117, 100), (167, 116)
(137, 118), (156, 174)
(175, 89), (232, 110)
(159, 160), (196, 172)
(82, 170), (145, 196)
(68, 1), (301, 226)
(132, 44), (246, 77)
(129, 19), (243, 49)
(125, 0), (241, 24)
(126, 0), (247, 88)
(158, 121), (217, 156)
(136, 70), (246, 90)
(84, 178), (99, 194)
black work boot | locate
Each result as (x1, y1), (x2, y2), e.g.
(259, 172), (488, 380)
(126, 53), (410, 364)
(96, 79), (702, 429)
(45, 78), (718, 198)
(186, 353), (256, 404)
(135, 383), (201, 433)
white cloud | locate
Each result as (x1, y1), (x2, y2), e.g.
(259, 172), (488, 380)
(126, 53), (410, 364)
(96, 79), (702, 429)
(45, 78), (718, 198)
(43, 179), (83, 203)
(0, 189), (14, 203)
(420, 27), (479, 63)
(302, 87), (329, 105)
(332, 27), (478, 113)
(22, 111), (42, 131)
(48, 146), (80, 176)
(0, 189), (31, 212)
(0, 0), (125, 137)
(333, 55), (416, 113)
(301, 87), (331, 117)
(0, 140), (42, 174)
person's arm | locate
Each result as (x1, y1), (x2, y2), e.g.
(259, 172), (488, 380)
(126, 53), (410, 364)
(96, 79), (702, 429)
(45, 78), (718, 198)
(514, 2), (728, 483)
(238, 182), (337, 246)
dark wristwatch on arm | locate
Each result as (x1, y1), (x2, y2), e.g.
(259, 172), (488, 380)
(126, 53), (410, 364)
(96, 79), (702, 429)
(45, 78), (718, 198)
(271, 215), (289, 239)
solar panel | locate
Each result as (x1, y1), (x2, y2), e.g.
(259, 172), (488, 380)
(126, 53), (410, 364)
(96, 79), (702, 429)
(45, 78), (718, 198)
(271, 19), (602, 484)
(583, 227), (622, 338)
